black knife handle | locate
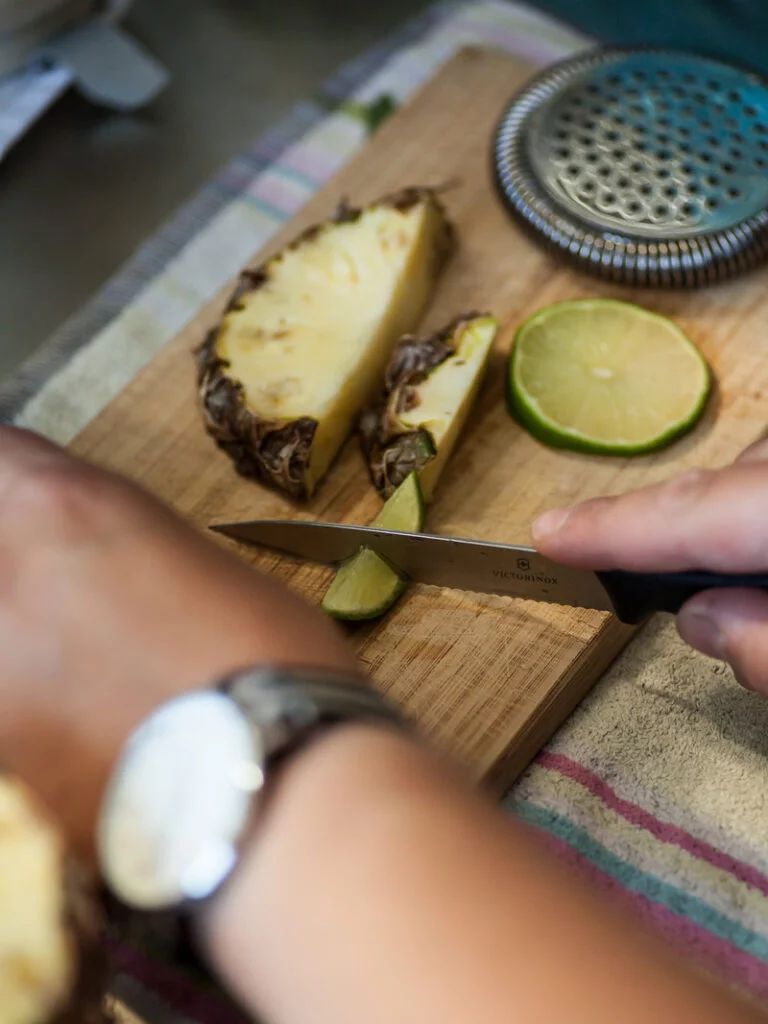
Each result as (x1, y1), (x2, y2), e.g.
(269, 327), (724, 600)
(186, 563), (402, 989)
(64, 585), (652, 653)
(596, 570), (768, 625)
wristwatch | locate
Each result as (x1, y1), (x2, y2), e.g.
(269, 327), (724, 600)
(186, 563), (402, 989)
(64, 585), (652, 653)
(97, 665), (406, 912)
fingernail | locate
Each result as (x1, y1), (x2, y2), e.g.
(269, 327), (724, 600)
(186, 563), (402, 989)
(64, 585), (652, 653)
(532, 507), (572, 543)
(677, 606), (726, 660)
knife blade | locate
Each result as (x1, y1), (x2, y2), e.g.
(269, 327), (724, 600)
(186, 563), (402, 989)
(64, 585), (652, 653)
(212, 518), (614, 612)
(210, 519), (768, 624)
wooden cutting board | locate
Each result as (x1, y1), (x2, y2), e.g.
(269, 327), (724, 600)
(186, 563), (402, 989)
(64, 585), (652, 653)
(70, 46), (768, 793)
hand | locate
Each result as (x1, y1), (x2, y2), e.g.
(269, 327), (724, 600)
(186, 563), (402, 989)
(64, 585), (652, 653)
(532, 439), (768, 695)
(0, 426), (355, 859)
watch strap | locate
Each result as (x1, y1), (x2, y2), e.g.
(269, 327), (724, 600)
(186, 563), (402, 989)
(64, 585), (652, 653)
(221, 665), (407, 767)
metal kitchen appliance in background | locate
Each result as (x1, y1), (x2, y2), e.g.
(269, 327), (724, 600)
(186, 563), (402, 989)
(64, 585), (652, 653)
(493, 49), (768, 287)
(0, 0), (165, 123)
(0, 0), (133, 77)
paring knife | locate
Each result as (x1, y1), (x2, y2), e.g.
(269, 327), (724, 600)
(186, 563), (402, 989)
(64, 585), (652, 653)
(210, 520), (768, 625)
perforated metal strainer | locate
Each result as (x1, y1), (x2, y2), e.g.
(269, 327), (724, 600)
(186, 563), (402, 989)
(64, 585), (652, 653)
(493, 48), (768, 287)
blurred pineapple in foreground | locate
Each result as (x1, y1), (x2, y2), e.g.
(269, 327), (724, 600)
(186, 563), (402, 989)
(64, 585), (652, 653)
(0, 775), (107, 1023)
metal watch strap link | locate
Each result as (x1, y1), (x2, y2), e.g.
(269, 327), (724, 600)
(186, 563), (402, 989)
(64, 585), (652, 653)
(221, 665), (408, 766)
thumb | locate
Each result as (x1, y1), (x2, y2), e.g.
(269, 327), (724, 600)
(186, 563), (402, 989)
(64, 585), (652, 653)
(678, 588), (768, 695)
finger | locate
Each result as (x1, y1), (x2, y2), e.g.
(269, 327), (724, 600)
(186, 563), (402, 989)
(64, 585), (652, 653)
(0, 426), (63, 465)
(678, 588), (768, 696)
(0, 426), (70, 496)
(532, 462), (768, 572)
(736, 436), (768, 464)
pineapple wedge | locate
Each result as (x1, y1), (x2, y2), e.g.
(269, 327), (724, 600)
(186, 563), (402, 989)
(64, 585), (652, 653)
(197, 188), (454, 499)
(0, 776), (106, 1024)
(360, 313), (498, 501)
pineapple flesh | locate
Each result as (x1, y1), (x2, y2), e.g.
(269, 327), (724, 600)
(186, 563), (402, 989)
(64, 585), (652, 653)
(360, 314), (498, 501)
(197, 188), (454, 499)
(0, 776), (106, 1024)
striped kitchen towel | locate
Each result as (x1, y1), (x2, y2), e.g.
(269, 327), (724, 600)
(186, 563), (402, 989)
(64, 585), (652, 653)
(509, 612), (768, 999)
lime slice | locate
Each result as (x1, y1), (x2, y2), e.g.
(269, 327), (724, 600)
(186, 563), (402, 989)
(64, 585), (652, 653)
(321, 472), (425, 620)
(507, 299), (710, 455)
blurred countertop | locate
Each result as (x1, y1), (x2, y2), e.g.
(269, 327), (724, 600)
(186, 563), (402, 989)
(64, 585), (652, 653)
(0, 0), (426, 382)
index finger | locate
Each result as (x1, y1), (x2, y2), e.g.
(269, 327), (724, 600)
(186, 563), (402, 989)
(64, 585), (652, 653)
(532, 462), (768, 574)
(0, 426), (72, 497)
(0, 426), (63, 463)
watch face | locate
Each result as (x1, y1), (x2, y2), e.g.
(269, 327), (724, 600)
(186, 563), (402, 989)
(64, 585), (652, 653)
(98, 691), (265, 911)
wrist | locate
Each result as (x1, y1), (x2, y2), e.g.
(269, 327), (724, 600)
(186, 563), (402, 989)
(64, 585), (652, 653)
(198, 724), (452, 1016)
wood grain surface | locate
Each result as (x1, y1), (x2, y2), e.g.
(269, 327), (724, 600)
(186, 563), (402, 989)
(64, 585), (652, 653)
(70, 47), (768, 792)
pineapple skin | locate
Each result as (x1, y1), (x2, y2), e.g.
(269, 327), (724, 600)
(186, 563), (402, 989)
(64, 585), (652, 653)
(360, 313), (496, 501)
(0, 776), (108, 1024)
(196, 187), (455, 500)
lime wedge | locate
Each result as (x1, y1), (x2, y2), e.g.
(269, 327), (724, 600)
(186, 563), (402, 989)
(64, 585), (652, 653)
(507, 299), (710, 455)
(370, 469), (425, 533)
(321, 548), (408, 620)
(321, 472), (425, 620)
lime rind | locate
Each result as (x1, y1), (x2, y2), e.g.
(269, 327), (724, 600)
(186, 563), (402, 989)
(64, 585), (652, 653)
(507, 299), (711, 456)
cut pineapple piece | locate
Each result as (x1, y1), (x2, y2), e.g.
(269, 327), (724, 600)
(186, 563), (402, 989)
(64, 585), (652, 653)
(360, 314), (498, 500)
(0, 776), (106, 1024)
(197, 188), (454, 499)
